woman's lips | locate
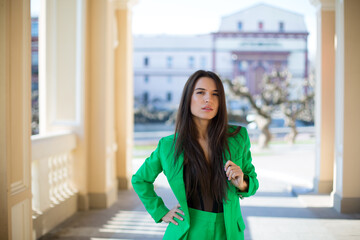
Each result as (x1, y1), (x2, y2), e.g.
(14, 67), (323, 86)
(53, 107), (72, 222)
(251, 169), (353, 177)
(202, 107), (213, 112)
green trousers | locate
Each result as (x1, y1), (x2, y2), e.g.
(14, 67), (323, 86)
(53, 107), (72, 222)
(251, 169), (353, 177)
(187, 208), (226, 240)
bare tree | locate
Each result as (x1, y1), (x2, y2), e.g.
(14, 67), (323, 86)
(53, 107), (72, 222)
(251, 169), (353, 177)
(225, 70), (314, 147)
(282, 77), (314, 144)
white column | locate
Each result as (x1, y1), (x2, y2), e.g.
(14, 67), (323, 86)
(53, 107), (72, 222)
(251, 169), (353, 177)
(113, 0), (137, 189)
(0, 0), (33, 239)
(87, 0), (118, 208)
(332, 0), (360, 213)
(311, 0), (336, 193)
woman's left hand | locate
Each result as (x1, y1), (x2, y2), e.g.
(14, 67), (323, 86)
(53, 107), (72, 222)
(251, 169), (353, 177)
(224, 160), (248, 192)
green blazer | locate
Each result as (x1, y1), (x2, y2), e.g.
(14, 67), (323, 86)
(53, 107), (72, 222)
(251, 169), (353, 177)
(131, 126), (259, 239)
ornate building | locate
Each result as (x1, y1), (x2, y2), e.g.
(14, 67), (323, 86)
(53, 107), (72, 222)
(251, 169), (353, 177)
(133, 3), (309, 109)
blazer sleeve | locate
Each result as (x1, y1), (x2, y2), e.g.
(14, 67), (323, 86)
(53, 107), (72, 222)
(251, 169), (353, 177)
(237, 128), (259, 199)
(131, 138), (170, 223)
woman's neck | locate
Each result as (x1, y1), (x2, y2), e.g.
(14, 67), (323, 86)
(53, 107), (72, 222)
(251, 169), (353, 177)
(193, 118), (211, 163)
(194, 118), (209, 140)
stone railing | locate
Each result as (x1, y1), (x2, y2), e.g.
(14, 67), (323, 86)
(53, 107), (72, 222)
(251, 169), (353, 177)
(31, 132), (78, 238)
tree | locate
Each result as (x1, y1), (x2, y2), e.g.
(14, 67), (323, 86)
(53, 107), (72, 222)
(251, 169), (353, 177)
(225, 70), (314, 148)
(281, 76), (315, 143)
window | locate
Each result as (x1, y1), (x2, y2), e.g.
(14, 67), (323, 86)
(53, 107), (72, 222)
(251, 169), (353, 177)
(188, 56), (195, 68)
(167, 56), (173, 68)
(279, 22), (284, 32)
(258, 21), (263, 31)
(144, 57), (149, 67)
(143, 92), (149, 105)
(167, 92), (172, 102)
(241, 61), (248, 71)
(144, 75), (149, 83)
(238, 61), (242, 71)
(237, 21), (243, 31)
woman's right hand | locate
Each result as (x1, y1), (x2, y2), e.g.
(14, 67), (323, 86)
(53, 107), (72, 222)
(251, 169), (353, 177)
(161, 204), (184, 225)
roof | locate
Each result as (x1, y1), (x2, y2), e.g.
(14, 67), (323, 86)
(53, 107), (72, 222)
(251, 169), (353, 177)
(222, 3), (304, 19)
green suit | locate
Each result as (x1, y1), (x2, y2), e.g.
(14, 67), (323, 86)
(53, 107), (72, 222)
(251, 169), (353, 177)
(131, 126), (259, 239)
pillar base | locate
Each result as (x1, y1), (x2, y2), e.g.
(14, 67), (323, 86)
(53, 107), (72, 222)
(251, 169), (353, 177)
(118, 176), (131, 190)
(89, 184), (117, 209)
(77, 193), (90, 211)
(314, 178), (333, 193)
(333, 192), (360, 213)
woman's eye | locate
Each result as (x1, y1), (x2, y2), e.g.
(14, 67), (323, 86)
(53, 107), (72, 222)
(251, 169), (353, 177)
(196, 91), (204, 95)
(213, 93), (219, 96)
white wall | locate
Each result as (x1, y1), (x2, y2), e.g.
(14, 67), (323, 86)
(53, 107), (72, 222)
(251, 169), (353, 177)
(219, 3), (307, 32)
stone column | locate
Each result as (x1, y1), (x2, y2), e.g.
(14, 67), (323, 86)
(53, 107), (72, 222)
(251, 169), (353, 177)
(332, 0), (360, 213)
(113, 0), (136, 189)
(86, 0), (118, 208)
(311, 0), (336, 193)
(0, 0), (33, 239)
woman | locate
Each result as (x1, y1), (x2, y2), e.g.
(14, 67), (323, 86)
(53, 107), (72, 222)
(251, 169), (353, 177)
(132, 70), (258, 239)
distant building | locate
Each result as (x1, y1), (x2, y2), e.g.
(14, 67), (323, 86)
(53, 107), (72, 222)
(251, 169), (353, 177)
(32, 17), (39, 93)
(133, 3), (309, 110)
(31, 17), (39, 135)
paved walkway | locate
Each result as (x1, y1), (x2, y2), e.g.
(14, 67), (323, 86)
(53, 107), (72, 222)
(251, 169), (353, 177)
(40, 141), (360, 240)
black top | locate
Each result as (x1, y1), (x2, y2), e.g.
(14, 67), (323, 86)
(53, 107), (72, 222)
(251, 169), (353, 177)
(183, 165), (224, 213)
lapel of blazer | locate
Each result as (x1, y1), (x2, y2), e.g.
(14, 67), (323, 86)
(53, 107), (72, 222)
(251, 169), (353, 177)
(168, 152), (188, 209)
(166, 153), (191, 235)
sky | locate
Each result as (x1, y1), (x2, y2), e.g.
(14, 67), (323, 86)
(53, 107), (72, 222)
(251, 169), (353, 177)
(31, 0), (317, 60)
(132, 0), (317, 60)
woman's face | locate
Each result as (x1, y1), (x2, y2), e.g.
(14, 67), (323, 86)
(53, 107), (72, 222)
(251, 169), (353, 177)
(190, 77), (219, 122)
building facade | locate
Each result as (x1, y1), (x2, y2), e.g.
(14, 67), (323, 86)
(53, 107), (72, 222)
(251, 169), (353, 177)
(133, 3), (309, 110)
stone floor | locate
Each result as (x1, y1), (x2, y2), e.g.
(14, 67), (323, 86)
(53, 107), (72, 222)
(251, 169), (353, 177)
(40, 142), (360, 240)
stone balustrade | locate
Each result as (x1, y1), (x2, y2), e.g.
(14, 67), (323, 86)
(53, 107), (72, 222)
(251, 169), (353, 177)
(31, 132), (78, 238)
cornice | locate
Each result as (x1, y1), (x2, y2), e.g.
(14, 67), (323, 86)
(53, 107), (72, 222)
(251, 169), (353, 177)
(310, 0), (335, 11)
(112, 0), (139, 10)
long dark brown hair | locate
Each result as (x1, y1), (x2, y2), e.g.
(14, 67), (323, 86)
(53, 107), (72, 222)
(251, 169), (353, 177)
(174, 70), (240, 203)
